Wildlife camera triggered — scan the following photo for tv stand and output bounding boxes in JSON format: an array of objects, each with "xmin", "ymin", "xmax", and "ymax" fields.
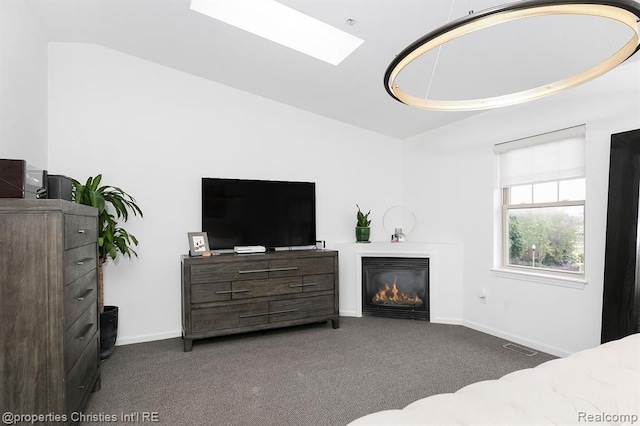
[{"xmin": 180, "ymin": 249, "xmax": 339, "ymax": 351}]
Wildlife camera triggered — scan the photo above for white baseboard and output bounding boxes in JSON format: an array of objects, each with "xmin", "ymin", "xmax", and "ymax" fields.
[
  {"xmin": 462, "ymin": 320, "xmax": 570, "ymax": 357},
  {"xmin": 432, "ymin": 316, "xmax": 463, "ymax": 325},
  {"xmin": 339, "ymin": 310, "xmax": 360, "ymax": 317},
  {"xmin": 115, "ymin": 330, "xmax": 182, "ymax": 346}
]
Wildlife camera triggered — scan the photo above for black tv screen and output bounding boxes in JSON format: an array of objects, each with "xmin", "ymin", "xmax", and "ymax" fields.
[{"xmin": 202, "ymin": 178, "xmax": 316, "ymax": 250}]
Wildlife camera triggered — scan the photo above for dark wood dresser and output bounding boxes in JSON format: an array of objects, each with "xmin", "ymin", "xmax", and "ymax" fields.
[
  {"xmin": 181, "ymin": 249, "xmax": 339, "ymax": 351},
  {"xmin": 0, "ymin": 200, "xmax": 100, "ymax": 422}
]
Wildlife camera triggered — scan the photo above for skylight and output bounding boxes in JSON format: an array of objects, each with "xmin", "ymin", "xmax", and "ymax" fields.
[{"xmin": 189, "ymin": 0, "xmax": 364, "ymax": 65}]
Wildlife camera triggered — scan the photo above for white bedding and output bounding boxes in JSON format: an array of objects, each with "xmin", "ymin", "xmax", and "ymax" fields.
[{"xmin": 348, "ymin": 333, "xmax": 640, "ymax": 426}]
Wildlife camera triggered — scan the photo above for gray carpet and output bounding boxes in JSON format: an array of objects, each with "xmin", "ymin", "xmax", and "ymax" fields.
[{"xmin": 82, "ymin": 317, "xmax": 556, "ymax": 425}]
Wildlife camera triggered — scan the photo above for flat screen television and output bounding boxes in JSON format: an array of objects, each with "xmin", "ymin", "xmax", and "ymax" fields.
[{"xmin": 202, "ymin": 177, "xmax": 316, "ymax": 250}]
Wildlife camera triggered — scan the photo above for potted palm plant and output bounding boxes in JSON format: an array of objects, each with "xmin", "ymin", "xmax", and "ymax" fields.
[
  {"xmin": 356, "ymin": 204, "xmax": 371, "ymax": 243},
  {"xmin": 72, "ymin": 174, "xmax": 143, "ymax": 360}
]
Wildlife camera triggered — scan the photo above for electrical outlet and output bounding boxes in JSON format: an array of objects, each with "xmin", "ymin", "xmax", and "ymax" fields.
[{"xmin": 478, "ymin": 288, "xmax": 487, "ymax": 304}]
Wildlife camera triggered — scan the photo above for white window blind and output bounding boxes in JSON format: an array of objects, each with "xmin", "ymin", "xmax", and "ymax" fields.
[{"xmin": 495, "ymin": 125, "xmax": 586, "ymax": 188}]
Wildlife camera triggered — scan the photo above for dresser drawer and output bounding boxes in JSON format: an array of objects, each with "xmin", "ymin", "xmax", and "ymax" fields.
[
  {"xmin": 65, "ymin": 214, "xmax": 98, "ymax": 249},
  {"xmin": 192, "ymin": 302, "xmax": 269, "ymax": 332},
  {"xmin": 66, "ymin": 334, "xmax": 98, "ymax": 417},
  {"xmin": 269, "ymin": 294, "xmax": 335, "ymax": 322},
  {"xmin": 64, "ymin": 244, "xmax": 97, "ymax": 284},
  {"xmin": 302, "ymin": 274, "xmax": 335, "ymax": 292},
  {"xmin": 231, "ymin": 276, "xmax": 302, "ymax": 299},
  {"xmin": 269, "ymin": 257, "xmax": 334, "ymax": 278},
  {"xmin": 191, "ymin": 260, "xmax": 268, "ymax": 283},
  {"xmin": 191, "ymin": 282, "xmax": 232, "ymax": 304},
  {"xmin": 65, "ymin": 269, "xmax": 97, "ymax": 327},
  {"xmin": 65, "ymin": 304, "xmax": 98, "ymax": 372}
]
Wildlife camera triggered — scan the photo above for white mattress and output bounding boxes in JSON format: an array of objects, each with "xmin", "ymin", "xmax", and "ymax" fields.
[{"xmin": 348, "ymin": 333, "xmax": 640, "ymax": 425}]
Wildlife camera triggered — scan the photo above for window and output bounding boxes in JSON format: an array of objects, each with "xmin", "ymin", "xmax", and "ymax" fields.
[{"xmin": 496, "ymin": 125, "xmax": 586, "ymax": 276}]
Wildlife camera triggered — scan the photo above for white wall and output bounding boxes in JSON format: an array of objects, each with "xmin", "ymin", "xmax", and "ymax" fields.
[
  {"xmin": 44, "ymin": 40, "xmax": 640, "ymax": 354},
  {"xmin": 402, "ymin": 60, "xmax": 640, "ymax": 356},
  {"xmin": 0, "ymin": 1, "xmax": 48, "ymax": 168},
  {"xmin": 48, "ymin": 43, "xmax": 402, "ymax": 345}
]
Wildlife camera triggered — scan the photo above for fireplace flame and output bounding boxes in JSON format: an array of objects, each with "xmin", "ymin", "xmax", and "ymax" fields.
[{"xmin": 373, "ymin": 276, "xmax": 423, "ymax": 306}]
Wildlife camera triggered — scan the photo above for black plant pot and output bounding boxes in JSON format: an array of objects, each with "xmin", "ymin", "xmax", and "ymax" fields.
[{"xmin": 100, "ymin": 305, "xmax": 119, "ymax": 360}]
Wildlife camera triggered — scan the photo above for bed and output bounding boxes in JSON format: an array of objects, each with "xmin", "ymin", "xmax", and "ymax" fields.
[{"xmin": 348, "ymin": 333, "xmax": 640, "ymax": 425}]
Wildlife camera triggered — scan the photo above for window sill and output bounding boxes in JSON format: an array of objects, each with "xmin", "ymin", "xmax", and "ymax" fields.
[{"xmin": 490, "ymin": 268, "xmax": 587, "ymax": 289}]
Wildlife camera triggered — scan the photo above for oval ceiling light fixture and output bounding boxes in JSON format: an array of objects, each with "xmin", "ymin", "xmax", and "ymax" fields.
[{"xmin": 384, "ymin": 0, "xmax": 640, "ymax": 111}]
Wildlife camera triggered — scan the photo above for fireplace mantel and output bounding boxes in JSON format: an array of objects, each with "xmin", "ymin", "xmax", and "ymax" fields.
[{"xmin": 332, "ymin": 242, "xmax": 463, "ymax": 325}]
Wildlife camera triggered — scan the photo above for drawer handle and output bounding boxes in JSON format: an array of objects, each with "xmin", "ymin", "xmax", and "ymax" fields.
[
  {"xmin": 268, "ymin": 267, "xmax": 299, "ymax": 272},
  {"xmin": 238, "ymin": 266, "xmax": 299, "ymax": 274},
  {"xmin": 79, "ymin": 385, "xmax": 86, "ymax": 390},
  {"xmin": 238, "ymin": 268, "xmax": 269, "ymax": 274},
  {"xmin": 76, "ymin": 257, "xmax": 93, "ymax": 266},
  {"xmin": 239, "ymin": 312, "xmax": 270, "ymax": 318},
  {"xmin": 76, "ymin": 288, "xmax": 94, "ymax": 301},
  {"xmin": 76, "ymin": 324, "xmax": 94, "ymax": 341},
  {"xmin": 78, "ymin": 229, "xmax": 86, "ymax": 234},
  {"xmin": 289, "ymin": 283, "xmax": 318, "ymax": 288},
  {"xmin": 270, "ymin": 308, "xmax": 299, "ymax": 315},
  {"xmin": 214, "ymin": 290, "xmax": 249, "ymax": 294}
]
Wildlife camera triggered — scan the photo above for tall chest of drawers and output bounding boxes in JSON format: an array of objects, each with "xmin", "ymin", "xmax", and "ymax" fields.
[
  {"xmin": 181, "ymin": 249, "xmax": 339, "ymax": 351},
  {"xmin": 0, "ymin": 200, "xmax": 100, "ymax": 422}
]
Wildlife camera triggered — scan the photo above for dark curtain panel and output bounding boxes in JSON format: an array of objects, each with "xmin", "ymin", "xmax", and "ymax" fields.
[{"xmin": 602, "ymin": 128, "xmax": 640, "ymax": 343}]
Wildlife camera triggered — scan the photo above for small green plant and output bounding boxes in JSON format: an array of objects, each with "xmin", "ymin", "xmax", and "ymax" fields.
[{"xmin": 356, "ymin": 204, "xmax": 371, "ymax": 227}]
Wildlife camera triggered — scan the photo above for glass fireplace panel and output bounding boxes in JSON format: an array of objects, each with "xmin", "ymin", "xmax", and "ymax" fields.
[{"xmin": 362, "ymin": 257, "xmax": 429, "ymax": 320}]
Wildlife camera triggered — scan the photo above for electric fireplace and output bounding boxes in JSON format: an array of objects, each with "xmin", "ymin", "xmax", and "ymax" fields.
[{"xmin": 362, "ymin": 257, "xmax": 429, "ymax": 320}]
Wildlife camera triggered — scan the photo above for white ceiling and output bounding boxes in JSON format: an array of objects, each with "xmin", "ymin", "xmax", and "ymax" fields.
[{"xmin": 25, "ymin": 0, "xmax": 640, "ymax": 140}]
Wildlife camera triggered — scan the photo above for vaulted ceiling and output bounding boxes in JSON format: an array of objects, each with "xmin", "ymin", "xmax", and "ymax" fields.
[{"xmin": 25, "ymin": 0, "xmax": 639, "ymax": 139}]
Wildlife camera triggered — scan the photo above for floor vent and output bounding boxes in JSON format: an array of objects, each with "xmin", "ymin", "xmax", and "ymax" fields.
[{"xmin": 503, "ymin": 343, "xmax": 538, "ymax": 357}]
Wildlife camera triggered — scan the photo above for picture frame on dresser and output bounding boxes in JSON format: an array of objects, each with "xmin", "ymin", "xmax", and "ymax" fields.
[{"xmin": 188, "ymin": 232, "xmax": 209, "ymax": 256}]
